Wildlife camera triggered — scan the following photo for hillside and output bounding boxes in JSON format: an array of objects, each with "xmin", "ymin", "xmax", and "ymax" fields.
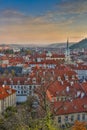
[
  {"xmin": 0, "ymin": 44, "xmax": 41, "ymax": 49},
  {"xmin": 70, "ymin": 38, "xmax": 87, "ymax": 49},
  {"xmin": 47, "ymin": 42, "xmax": 74, "ymax": 48},
  {"xmin": 47, "ymin": 43, "xmax": 66, "ymax": 48}
]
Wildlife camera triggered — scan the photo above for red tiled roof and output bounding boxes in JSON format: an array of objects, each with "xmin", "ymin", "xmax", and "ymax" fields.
[
  {"xmin": 0, "ymin": 85, "xmax": 16, "ymax": 99},
  {"xmin": 53, "ymin": 97, "xmax": 87, "ymax": 115}
]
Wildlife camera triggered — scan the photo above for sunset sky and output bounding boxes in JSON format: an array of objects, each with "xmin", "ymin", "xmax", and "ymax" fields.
[{"xmin": 0, "ymin": 0, "xmax": 87, "ymax": 45}]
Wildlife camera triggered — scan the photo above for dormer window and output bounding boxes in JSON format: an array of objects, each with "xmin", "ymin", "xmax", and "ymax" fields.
[
  {"xmin": 24, "ymin": 81, "xmax": 27, "ymax": 84},
  {"xmin": 58, "ymin": 76, "xmax": 61, "ymax": 81},
  {"xmin": 83, "ymin": 104, "xmax": 87, "ymax": 108},
  {"xmin": 17, "ymin": 80, "xmax": 20, "ymax": 85},
  {"xmin": 65, "ymin": 75, "xmax": 68, "ymax": 80},
  {"xmin": 74, "ymin": 106, "xmax": 77, "ymax": 109},
  {"xmin": 63, "ymin": 106, "xmax": 67, "ymax": 110},
  {"xmin": 72, "ymin": 75, "xmax": 75, "ymax": 79},
  {"xmin": 27, "ymin": 78, "xmax": 30, "ymax": 81},
  {"xmin": 11, "ymin": 80, "xmax": 13, "ymax": 85},
  {"xmin": 4, "ymin": 80, "xmax": 7, "ymax": 85}
]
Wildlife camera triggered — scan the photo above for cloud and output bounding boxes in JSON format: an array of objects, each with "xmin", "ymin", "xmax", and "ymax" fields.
[
  {"xmin": 0, "ymin": 4, "xmax": 87, "ymax": 44},
  {"xmin": 0, "ymin": 10, "xmax": 26, "ymax": 26},
  {"xmin": 56, "ymin": 0, "xmax": 87, "ymax": 15},
  {"xmin": 1, "ymin": 10, "xmax": 25, "ymax": 18}
]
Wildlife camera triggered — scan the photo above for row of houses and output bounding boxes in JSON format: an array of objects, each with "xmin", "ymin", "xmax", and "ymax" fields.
[
  {"xmin": 46, "ymin": 76, "xmax": 87, "ymax": 127},
  {"xmin": 0, "ymin": 48, "xmax": 87, "ymax": 128}
]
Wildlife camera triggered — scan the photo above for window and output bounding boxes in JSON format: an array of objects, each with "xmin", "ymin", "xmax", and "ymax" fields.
[
  {"xmin": 21, "ymin": 86, "xmax": 23, "ymax": 89},
  {"xmin": 21, "ymin": 91, "xmax": 23, "ymax": 94},
  {"xmin": 61, "ymin": 97, "xmax": 64, "ymax": 101},
  {"xmin": 64, "ymin": 97, "xmax": 67, "ymax": 101},
  {"xmin": 30, "ymin": 91, "xmax": 32, "ymax": 95},
  {"xmin": 24, "ymin": 86, "xmax": 26, "ymax": 89},
  {"xmin": 24, "ymin": 91, "xmax": 26, "ymax": 93},
  {"xmin": 29, "ymin": 86, "xmax": 32, "ymax": 90},
  {"xmin": 77, "ymin": 114, "xmax": 80, "ymax": 121},
  {"xmin": 11, "ymin": 85, "xmax": 13, "ymax": 88},
  {"xmin": 82, "ymin": 114, "xmax": 85, "ymax": 120},
  {"xmin": 33, "ymin": 86, "xmax": 36, "ymax": 89},
  {"xmin": 58, "ymin": 117, "xmax": 61, "ymax": 123},
  {"xmin": 18, "ymin": 86, "xmax": 20, "ymax": 89},
  {"xmin": 14, "ymin": 86, "xmax": 16, "ymax": 88},
  {"xmin": 18, "ymin": 91, "xmax": 20, "ymax": 94},
  {"xmin": 71, "ymin": 115, "xmax": 74, "ymax": 122},
  {"xmin": 57, "ymin": 97, "xmax": 59, "ymax": 101},
  {"xmin": 65, "ymin": 116, "xmax": 68, "ymax": 122}
]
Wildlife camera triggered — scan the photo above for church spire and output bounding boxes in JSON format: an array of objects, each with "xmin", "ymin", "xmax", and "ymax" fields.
[
  {"xmin": 67, "ymin": 38, "xmax": 69, "ymax": 52},
  {"xmin": 65, "ymin": 38, "xmax": 71, "ymax": 63}
]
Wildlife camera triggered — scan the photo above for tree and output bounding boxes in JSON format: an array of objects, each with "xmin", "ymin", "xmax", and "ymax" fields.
[
  {"xmin": 4, "ymin": 69, "xmax": 9, "ymax": 76},
  {"xmin": 72, "ymin": 121, "xmax": 87, "ymax": 130},
  {"xmin": 11, "ymin": 69, "xmax": 15, "ymax": 77}
]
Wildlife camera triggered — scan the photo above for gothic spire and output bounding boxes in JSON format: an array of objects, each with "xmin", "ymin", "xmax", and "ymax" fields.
[{"xmin": 67, "ymin": 38, "xmax": 69, "ymax": 50}]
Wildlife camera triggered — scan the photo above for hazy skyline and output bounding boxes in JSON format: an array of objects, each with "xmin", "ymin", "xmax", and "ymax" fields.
[{"xmin": 0, "ymin": 0, "xmax": 87, "ymax": 45}]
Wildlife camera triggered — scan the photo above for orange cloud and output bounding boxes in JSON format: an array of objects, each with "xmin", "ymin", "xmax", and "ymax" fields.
[{"xmin": 0, "ymin": 9, "xmax": 87, "ymax": 44}]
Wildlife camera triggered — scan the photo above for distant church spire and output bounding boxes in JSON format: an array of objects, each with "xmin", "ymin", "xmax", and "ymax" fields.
[
  {"xmin": 65, "ymin": 38, "xmax": 71, "ymax": 63},
  {"xmin": 67, "ymin": 38, "xmax": 69, "ymax": 53}
]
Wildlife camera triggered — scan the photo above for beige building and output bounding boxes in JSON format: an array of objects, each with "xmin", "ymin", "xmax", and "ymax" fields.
[
  {"xmin": 53, "ymin": 97, "xmax": 87, "ymax": 128},
  {"xmin": 0, "ymin": 85, "xmax": 16, "ymax": 114}
]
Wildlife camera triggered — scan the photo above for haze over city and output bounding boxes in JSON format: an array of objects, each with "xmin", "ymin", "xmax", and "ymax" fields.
[{"xmin": 0, "ymin": 0, "xmax": 87, "ymax": 45}]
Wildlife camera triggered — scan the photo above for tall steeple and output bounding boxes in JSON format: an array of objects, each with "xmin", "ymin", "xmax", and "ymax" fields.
[
  {"xmin": 65, "ymin": 38, "xmax": 71, "ymax": 63},
  {"xmin": 67, "ymin": 38, "xmax": 69, "ymax": 53},
  {"xmin": 66, "ymin": 38, "xmax": 69, "ymax": 56}
]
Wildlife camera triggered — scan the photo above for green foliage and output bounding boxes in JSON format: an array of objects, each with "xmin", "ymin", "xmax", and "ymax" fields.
[
  {"xmin": 16, "ymin": 125, "xmax": 30, "ymax": 130},
  {"xmin": 0, "ymin": 96, "xmax": 60, "ymax": 130},
  {"xmin": 11, "ymin": 69, "xmax": 16, "ymax": 76},
  {"xmin": 6, "ymin": 106, "xmax": 17, "ymax": 113},
  {"xmin": 4, "ymin": 111, "xmax": 13, "ymax": 118},
  {"xmin": 4, "ymin": 106, "xmax": 17, "ymax": 118},
  {"xmin": 0, "ymin": 118, "xmax": 4, "ymax": 124}
]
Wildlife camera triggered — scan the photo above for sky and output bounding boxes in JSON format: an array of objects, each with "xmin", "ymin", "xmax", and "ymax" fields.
[{"xmin": 0, "ymin": 0, "xmax": 87, "ymax": 45}]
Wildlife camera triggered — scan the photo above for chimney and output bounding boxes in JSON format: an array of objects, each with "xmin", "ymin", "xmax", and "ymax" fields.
[
  {"xmin": 43, "ymin": 71, "xmax": 45, "ymax": 76},
  {"xmin": 81, "ymin": 92, "xmax": 85, "ymax": 98},
  {"xmin": 72, "ymin": 75, "xmax": 75, "ymax": 80},
  {"xmin": 60, "ymin": 80, "xmax": 64, "ymax": 85},
  {"xmin": 58, "ymin": 76, "xmax": 61, "ymax": 81},
  {"xmin": 66, "ymin": 86, "xmax": 70, "ymax": 92},
  {"xmin": 70, "ymin": 81, "xmax": 74, "ymax": 86},
  {"xmin": 77, "ymin": 91, "xmax": 81, "ymax": 97},
  {"xmin": 74, "ymin": 106, "xmax": 77, "ymax": 109},
  {"xmin": 52, "ymin": 70, "xmax": 54, "ymax": 75}
]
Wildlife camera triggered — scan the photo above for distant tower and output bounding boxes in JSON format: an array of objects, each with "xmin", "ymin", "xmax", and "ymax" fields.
[{"xmin": 65, "ymin": 39, "xmax": 71, "ymax": 63}]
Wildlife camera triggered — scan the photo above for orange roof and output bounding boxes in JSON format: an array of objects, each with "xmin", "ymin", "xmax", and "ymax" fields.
[
  {"xmin": 53, "ymin": 97, "xmax": 87, "ymax": 115},
  {"xmin": 0, "ymin": 85, "xmax": 16, "ymax": 99}
]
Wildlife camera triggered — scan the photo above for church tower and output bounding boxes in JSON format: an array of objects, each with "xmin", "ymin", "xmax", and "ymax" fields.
[{"xmin": 65, "ymin": 39, "xmax": 71, "ymax": 63}]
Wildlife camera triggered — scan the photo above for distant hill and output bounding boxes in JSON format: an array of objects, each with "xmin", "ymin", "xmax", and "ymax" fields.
[
  {"xmin": 47, "ymin": 43, "xmax": 66, "ymax": 48},
  {"xmin": 47, "ymin": 42, "xmax": 74, "ymax": 48},
  {"xmin": 70, "ymin": 38, "xmax": 87, "ymax": 49},
  {"xmin": 0, "ymin": 44, "xmax": 40, "ymax": 49}
]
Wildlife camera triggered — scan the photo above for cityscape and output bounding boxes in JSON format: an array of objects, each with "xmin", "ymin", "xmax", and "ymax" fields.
[{"xmin": 0, "ymin": 0, "xmax": 87, "ymax": 130}]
